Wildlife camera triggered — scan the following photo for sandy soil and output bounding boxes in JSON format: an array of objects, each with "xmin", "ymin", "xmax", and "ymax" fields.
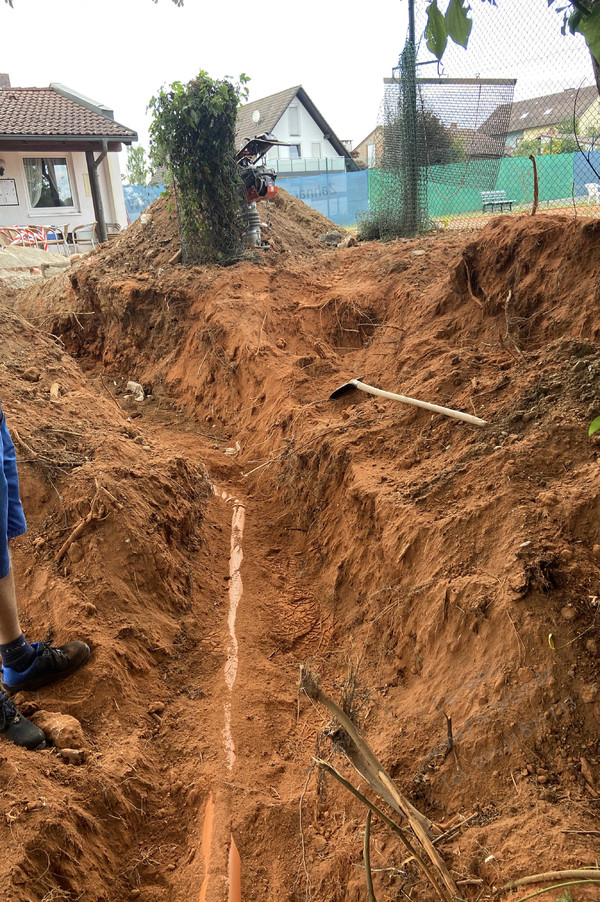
[{"xmin": 0, "ymin": 193, "xmax": 599, "ymax": 901}]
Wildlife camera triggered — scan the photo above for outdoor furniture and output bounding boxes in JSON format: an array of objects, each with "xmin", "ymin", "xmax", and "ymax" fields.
[
  {"xmin": 0, "ymin": 226, "xmax": 43, "ymax": 248},
  {"xmin": 481, "ymin": 190, "xmax": 515, "ymax": 212},
  {"xmin": 44, "ymin": 224, "xmax": 70, "ymax": 255},
  {"xmin": 106, "ymin": 222, "xmax": 122, "ymax": 240},
  {"xmin": 71, "ymin": 222, "xmax": 97, "ymax": 252},
  {"xmin": 585, "ymin": 183, "xmax": 600, "ymax": 204}
]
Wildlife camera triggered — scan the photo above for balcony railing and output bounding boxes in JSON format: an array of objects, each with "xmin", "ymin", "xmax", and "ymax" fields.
[{"xmin": 268, "ymin": 156, "xmax": 346, "ymax": 175}]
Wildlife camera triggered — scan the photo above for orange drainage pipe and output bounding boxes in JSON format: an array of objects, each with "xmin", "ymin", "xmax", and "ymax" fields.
[
  {"xmin": 228, "ymin": 836, "xmax": 242, "ymax": 902},
  {"xmin": 200, "ymin": 492, "xmax": 246, "ymax": 902},
  {"xmin": 198, "ymin": 794, "xmax": 214, "ymax": 902}
]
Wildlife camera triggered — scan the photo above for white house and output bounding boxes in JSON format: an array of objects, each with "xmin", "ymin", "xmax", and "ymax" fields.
[
  {"xmin": 0, "ymin": 74, "xmax": 137, "ymax": 242},
  {"xmin": 236, "ymin": 86, "xmax": 358, "ymax": 177}
]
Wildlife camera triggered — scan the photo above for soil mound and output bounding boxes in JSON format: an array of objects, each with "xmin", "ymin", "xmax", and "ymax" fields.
[{"xmin": 3, "ymin": 209, "xmax": 600, "ymax": 901}]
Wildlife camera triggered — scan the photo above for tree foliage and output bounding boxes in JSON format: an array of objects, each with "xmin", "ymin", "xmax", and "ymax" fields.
[
  {"xmin": 513, "ymin": 135, "xmax": 578, "ymax": 155},
  {"xmin": 149, "ymin": 71, "xmax": 249, "ymax": 264},
  {"xmin": 425, "ymin": 0, "xmax": 600, "ymax": 65},
  {"xmin": 123, "ymin": 146, "xmax": 150, "ymax": 185}
]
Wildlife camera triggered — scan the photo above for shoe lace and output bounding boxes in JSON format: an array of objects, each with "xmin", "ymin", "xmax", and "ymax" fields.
[
  {"xmin": 37, "ymin": 640, "xmax": 68, "ymax": 671},
  {"xmin": 0, "ymin": 695, "xmax": 20, "ymax": 730}
]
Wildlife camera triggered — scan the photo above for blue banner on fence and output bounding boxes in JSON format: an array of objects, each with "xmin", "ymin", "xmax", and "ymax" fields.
[
  {"xmin": 123, "ymin": 184, "xmax": 165, "ymax": 223},
  {"xmin": 277, "ymin": 170, "xmax": 369, "ymax": 227},
  {"xmin": 573, "ymin": 151, "xmax": 600, "ymax": 200}
]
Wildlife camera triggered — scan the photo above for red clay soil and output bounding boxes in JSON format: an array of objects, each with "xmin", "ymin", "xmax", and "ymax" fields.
[{"xmin": 2, "ymin": 198, "xmax": 600, "ymax": 902}]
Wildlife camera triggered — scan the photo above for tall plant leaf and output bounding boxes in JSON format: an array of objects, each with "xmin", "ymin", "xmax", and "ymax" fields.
[
  {"xmin": 425, "ymin": 2, "xmax": 448, "ymax": 59},
  {"xmin": 445, "ymin": 0, "xmax": 473, "ymax": 48}
]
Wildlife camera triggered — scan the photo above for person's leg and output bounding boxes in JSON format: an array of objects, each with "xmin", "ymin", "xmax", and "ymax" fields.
[
  {"xmin": 0, "ymin": 416, "xmax": 36, "ymax": 670},
  {"xmin": 0, "ymin": 568, "xmax": 22, "ymax": 644},
  {"xmin": 0, "ymin": 412, "xmax": 45, "ymax": 749},
  {"xmin": 0, "ymin": 413, "xmax": 90, "ymax": 694}
]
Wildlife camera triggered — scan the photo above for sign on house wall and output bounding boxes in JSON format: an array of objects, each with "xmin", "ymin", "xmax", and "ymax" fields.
[{"xmin": 0, "ymin": 179, "xmax": 18, "ymax": 206}]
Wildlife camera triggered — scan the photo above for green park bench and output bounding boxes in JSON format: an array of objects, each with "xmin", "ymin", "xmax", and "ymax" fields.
[{"xmin": 481, "ymin": 190, "xmax": 515, "ymax": 213}]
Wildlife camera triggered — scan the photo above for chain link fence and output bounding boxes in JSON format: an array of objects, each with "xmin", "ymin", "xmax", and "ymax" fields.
[{"xmin": 362, "ymin": 0, "xmax": 600, "ymax": 235}]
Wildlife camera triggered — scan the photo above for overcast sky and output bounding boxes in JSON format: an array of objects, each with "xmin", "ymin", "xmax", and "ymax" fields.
[{"xmin": 2, "ymin": 0, "xmax": 595, "ymax": 157}]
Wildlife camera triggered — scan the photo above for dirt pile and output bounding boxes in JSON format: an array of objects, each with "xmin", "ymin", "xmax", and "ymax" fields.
[{"xmin": 2, "ymin": 209, "xmax": 600, "ymax": 901}]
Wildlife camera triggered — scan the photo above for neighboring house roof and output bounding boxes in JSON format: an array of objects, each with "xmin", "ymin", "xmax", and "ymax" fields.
[
  {"xmin": 236, "ymin": 85, "xmax": 359, "ymax": 170},
  {"xmin": 0, "ymin": 82, "xmax": 137, "ymax": 144},
  {"xmin": 481, "ymin": 85, "xmax": 598, "ymax": 137},
  {"xmin": 354, "ymin": 126, "xmax": 381, "ymax": 150}
]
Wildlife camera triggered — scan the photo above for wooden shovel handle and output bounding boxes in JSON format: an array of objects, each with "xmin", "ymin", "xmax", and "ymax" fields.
[{"xmin": 354, "ymin": 381, "xmax": 487, "ymax": 427}]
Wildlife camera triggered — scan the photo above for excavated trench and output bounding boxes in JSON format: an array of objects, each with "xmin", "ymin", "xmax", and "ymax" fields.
[{"xmin": 2, "ymin": 203, "xmax": 600, "ymax": 901}]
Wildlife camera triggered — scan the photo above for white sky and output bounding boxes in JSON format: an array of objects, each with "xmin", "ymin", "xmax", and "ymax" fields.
[{"xmin": 1, "ymin": 0, "xmax": 596, "ymax": 160}]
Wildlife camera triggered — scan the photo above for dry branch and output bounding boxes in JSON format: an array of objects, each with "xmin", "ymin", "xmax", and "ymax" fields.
[
  {"xmin": 301, "ymin": 668, "xmax": 459, "ymax": 902},
  {"xmin": 498, "ymin": 869, "xmax": 600, "ymax": 893},
  {"xmin": 315, "ymin": 759, "xmax": 450, "ymax": 902},
  {"xmin": 54, "ymin": 480, "xmax": 114, "ymax": 563},
  {"xmin": 364, "ymin": 809, "xmax": 377, "ymax": 902}
]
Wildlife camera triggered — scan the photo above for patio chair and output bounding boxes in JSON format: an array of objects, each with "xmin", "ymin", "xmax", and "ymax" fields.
[
  {"xmin": 44, "ymin": 224, "xmax": 70, "ymax": 255},
  {"xmin": 25, "ymin": 226, "xmax": 48, "ymax": 250},
  {"xmin": 106, "ymin": 222, "xmax": 122, "ymax": 241},
  {"xmin": 585, "ymin": 183, "xmax": 600, "ymax": 204},
  {"xmin": 0, "ymin": 227, "xmax": 34, "ymax": 247},
  {"xmin": 71, "ymin": 222, "xmax": 97, "ymax": 252}
]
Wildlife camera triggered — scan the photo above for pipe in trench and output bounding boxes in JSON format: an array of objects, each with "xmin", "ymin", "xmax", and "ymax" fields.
[{"xmin": 199, "ymin": 492, "xmax": 245, "ymax": 902}]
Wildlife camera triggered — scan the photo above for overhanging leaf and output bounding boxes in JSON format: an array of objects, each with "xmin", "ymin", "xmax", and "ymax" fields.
[
  {"xmin": 425, "ymin": 3, "xmax": 448, "ymax": 60},
  {"xmin": 445, "ymin": 0, "xmax": 473, "ymax": 49},
  {"xmin": 589, "ymin": 416, "xmax": 600, "ymax": 437},
  {"xmin": 572, "ymin": 3, "xmax": 600, "ymax": 64}
]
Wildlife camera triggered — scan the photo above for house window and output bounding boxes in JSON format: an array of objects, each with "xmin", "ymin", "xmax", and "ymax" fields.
[
  {"xmin": 23, "ymin": 157, "xmax": 74, "ymax": 209},
  {"xmin": 289, "ymin": 144, "xmax": 301, "ymax": 159},
  {"xmin": 288, "ymin": 105, "xmax": 300, "ymax": 136},
  {"xmin": 311, "ymin": 142, "xmax": 322, "ymax": 157}
]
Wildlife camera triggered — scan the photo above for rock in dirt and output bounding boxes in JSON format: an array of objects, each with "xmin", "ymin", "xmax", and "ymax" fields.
[
  {"xmin": 59, "ymin": 748, "xmax": 88, "ymax": 765},
  {"xmin": 318, "ymin": 230, "xmax": 343, "ymax": 246},
  {"xmin": 32, "ymin": 711, "xmax": 85, "ymax": 749},
  {"xmin": 579, "ymin": 684, "xmax": 598, "ymax": 703},
  {"xmin": 125, "ymin": 381, "xmax": 145, "ymax": 402}
]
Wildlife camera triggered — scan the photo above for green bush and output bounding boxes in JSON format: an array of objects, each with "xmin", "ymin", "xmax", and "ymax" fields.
[{"xmin": 149, "ymin": 71, "xmax": 249, "ymax": 264}]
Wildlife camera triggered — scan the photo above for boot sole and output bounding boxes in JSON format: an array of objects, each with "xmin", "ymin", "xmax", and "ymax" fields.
[{"xmin": 2, "ymin": 645, "xmax": 91, "ymax": 694}]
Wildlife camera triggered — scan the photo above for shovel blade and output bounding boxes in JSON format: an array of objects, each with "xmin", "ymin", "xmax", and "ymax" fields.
[{"xmin": 329, "ymin": 378, "xmax": 362, "ymax": 400}]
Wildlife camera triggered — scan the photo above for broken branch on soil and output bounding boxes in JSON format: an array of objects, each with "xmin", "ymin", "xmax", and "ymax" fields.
[
  {"xmin": 463, "ymin": 259, "xmax": 483, "ymax": 308},
  {"xmin": 12, "ymin": 427, "xmax": 82, "ymax": 471},
  {"xmin": 100, "ymin": 374, "xmax": 125, "ymax": 414},
  {"xmin": 315, "ymin": 758, "xmax": 451, "ymax": 902},
  {"xmin": 497, "ymin": 869, "xmax": 600, "ymax": 894},
  {"xmin": 54, "ymin": 479, "xmax": 115, "ymax": 563},
  {"xmin": 364, "ymin": 809, "xmax": 377, "ymax": 902},
  {"xmin": 529, "ymin": 155, "xmax": 539, "ymax": 215},
  {"xmin": 301, "ymin": 668, "xmax": 459, "ymax": 902}
]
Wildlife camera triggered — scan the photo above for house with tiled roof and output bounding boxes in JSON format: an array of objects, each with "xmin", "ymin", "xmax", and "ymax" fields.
[
  {"xmin": 0, "ymin": 74, "xmax": 137, "ymax": 241},
  {"xmin": 237, "ymin": 86, "xmax": 358, "ymax": 176},
  {"xmin": 479, "ymin": 85, "xmax": 599, "ymax": 150}
]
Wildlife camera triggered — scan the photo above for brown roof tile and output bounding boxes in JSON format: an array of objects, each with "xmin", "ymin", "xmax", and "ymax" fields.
[{"xmin": 0, "ymin": 86, "xmax": 137, "ymax": 140}]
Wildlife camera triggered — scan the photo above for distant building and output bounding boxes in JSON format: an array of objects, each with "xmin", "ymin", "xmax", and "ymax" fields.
[
  {"xmin": 236, "ymin": 86, "xmax": 359, "ymax": 177},
  {"xmin": 0, "ymin": 74, "xmax": 136, "ymax": 238},
  {"xmin": 480, "ymin": 85, "xmax": 600, "ymax": 150},
  {"xmin": 352, "ymin": 127, "xmax": 382, "ymax": 169}
]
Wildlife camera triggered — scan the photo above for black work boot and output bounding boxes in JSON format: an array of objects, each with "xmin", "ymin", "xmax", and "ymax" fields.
[
  {"xmin": 2, "ymin": 640, "xmax": 90, "ymax": 693},
  {"xmin": 0, "ymin": 694, "xmax": 46, "ymax": 750}
]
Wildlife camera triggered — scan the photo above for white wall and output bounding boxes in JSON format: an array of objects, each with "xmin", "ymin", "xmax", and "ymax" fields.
[
  {"xmin": 0, "ymin": 148, "xmax": 127, "ymax": 232},
  {"xmin": 267, "ymin": 99, "xmax": 342, "ymax": 161}
]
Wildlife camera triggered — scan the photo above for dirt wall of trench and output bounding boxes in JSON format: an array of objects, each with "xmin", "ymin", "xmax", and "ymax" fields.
[{"xmin": 4, "ymin": 203, "xmax": 600, "ymax": 901}]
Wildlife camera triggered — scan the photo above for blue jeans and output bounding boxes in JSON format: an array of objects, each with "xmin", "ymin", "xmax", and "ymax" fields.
[{"xmin": 0, "ymin": 409, "xmax": 27, "ymax": 579}]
